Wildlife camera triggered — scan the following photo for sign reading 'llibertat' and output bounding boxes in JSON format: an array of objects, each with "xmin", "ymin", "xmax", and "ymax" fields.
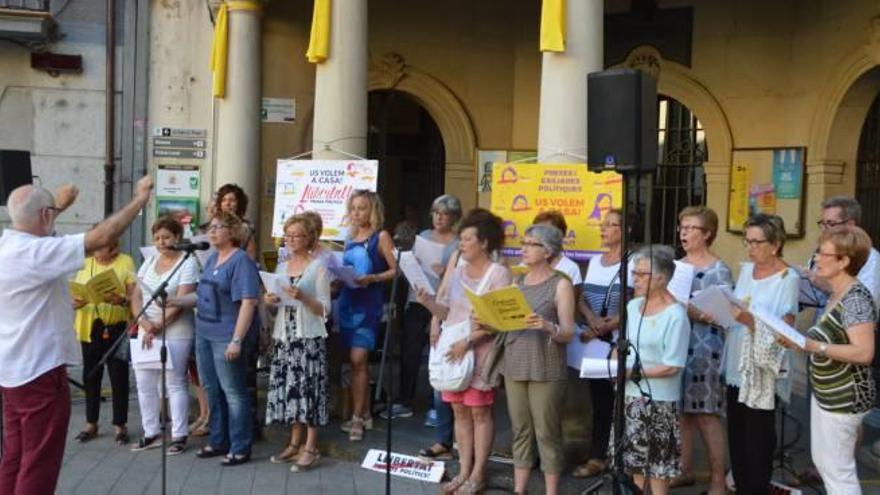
[{"xmin": 360, "ymin": 449, "xmax": 445, "ymax": 483}]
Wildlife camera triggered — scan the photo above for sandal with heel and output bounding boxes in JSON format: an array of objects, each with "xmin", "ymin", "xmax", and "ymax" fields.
[
  {"xmin": 270, "ymin": 443, "xmax": 301, "ymax": 464},
  {"xmin": 440, "ymin": 474, "xmax": 467, "ymax": 494},
  {"xmin": 290, "ymin": 448, "xmax": 321, "ymax": 473}
]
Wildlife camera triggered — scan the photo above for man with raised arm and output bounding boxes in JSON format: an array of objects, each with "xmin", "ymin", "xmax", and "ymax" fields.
[{"xmin": 0, "ymin": 176, "xmax": 153, "ymax": 495}]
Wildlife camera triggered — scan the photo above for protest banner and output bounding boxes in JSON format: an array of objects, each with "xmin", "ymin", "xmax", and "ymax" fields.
[
  {"xmin": 490, "ymin": 163, "xmax": 622, "ymax": 260},
  {"xmin": 271, "ymin": 160, "xmax": 379, "ymax": 240}
]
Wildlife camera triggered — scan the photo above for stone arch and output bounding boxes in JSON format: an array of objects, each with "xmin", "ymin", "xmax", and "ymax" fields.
[
  {"xmin": 368, "ymin": 53, "xmax": 477, "ymax": 211},
  {"xmin": 616, "ymin": 45, "xmax": 734, "ymax": 166},
  {"xmin": 807, "ymin": 44, "xmax": 880, "ymax": 193},
  {"xmin": 614, "ymin": 46, "xmax": 738, "ymax": 259}
]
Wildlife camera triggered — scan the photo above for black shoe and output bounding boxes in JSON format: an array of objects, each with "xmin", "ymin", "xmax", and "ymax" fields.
[
  {"xmin": 130, "ymin": 435, "xmax": 162, "ymax": 452},
  {"xmin": 196, "ymin": 445, "xmax": 228, "ymax": 458},
  {"xmin": 221, "ymin": 453, "xmax": 251, "ymax": 466},
  {"xmin": 167, "ymin": 438, "xmax": 187, "ymax": 456}
]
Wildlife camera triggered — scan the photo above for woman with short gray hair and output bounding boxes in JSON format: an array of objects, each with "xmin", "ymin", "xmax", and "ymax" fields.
[
  {"xmin": 724, "ymin": 213, "xmax": 799, "ymax": 494},
  {"xmin": 612, "ymin": 244, "xmax": 690, "ymax": 495},
  {"xmin": 497, "ymin": 223, "xmax": 575, "ymax": 495},
  {"xmin": 389, "ymin": 194, "xmax": 461, "ymax": 461}
]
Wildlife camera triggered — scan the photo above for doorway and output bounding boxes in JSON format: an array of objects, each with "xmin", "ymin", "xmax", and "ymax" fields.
[{"xmin": 367, "ymin": 90, "xmax": 446, "ymax": 233}]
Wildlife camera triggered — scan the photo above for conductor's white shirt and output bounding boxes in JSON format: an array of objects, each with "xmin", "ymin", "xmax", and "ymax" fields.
[{"xmin": 0, "ymin": 229, "xmax": 84, "ymax": 387}]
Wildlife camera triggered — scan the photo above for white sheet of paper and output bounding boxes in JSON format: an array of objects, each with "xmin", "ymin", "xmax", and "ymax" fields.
[
  {"xmin": 413, "ymin": 236, "xmax": 445, "ymax": 275},
  {"xmin": 259, "ymin": 271, "xmax": 296, "ymax": 304},
  {"xmin": 140, "ymin": 246, "xmax": 158, "ymax": 261},
  {"xmin": 328, "ymin": 265, "xmax": 361, "ymax": 289},
  {"xmin": 399, "ymin": 251, "xmax": 435, "ymax": 295},
  {"xmin": 689, "ymin": 285, "xmax": 738, "ymax": 329},
  {"xmin": 751, "ymin": 305, "xmax": 806, "ymax": 349},
  {"xmin": 579, "ymin": 357, "xmax": 620, "ymax": 379},
  {"xmin": 130, "ymin": 333, "xmax": 170, "ymax": 370},
  {"xmin": 667, "ymin": 260, "xmax": 695, "ymax": 304},
  {"xmin": 566, "ymin": 331, "xmax": 612, "ymax": 369}
]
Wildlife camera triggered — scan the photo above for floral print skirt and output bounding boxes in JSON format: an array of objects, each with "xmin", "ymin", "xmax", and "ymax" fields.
[
  {"xmin": 265, "ymin": 336, "xmax": 329, "ymax": 427},
  {"xmin": 608, "ymin": 396, "xmax": 682, "ymax": 480}
]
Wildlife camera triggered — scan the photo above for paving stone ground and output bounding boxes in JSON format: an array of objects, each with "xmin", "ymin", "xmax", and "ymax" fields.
[{"xmin": 52, "ymin": 364, "xmax": 880, "ymax": 494}]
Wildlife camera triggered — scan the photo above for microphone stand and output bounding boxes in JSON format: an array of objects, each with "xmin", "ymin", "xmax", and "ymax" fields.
[
  {"xmin": 90, "ymin": 247, "xmax": 198, "ymax": 495},
  {"xmin": 375, "ymin": 243, "xmax": 405, "ymax": 495},
  {"xmin": 590, "ymin": 171, "xmax": 642, "ymax": 495}
]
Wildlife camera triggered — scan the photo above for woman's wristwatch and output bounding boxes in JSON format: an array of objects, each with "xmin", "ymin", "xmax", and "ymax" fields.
[
  {"xmin": 231, "ymin": 336, "xmax": 243, "ymax": 345},
  {"xmin": 816, "ymin": 342, "xmax": 828, "ymax": 358}
]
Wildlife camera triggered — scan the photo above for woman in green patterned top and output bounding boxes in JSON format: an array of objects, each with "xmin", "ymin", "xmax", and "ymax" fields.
[{"xmin": 780, "ymin": 226, "xmax": 876, "ymax": 494}]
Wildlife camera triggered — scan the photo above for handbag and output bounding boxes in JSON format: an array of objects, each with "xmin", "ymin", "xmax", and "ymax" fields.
[{"xmin": 428, "ymin": 264, "xmax": 496, "ymax": 392}]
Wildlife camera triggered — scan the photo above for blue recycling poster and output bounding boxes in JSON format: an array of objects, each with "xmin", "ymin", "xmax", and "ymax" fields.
[{"xmin": 772, "ymin": 148, "xmax": 803, "ymax": 199}]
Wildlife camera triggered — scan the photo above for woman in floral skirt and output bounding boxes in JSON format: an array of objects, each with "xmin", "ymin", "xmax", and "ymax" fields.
[{"xmin": 264, "ymin": 213, "xmax": 332, "ymax": 472}]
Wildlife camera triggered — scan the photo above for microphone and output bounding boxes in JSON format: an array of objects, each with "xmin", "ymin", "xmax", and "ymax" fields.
[{"xmin": 172, "ymin": 240, "xmax": 210, "ymax": 252}]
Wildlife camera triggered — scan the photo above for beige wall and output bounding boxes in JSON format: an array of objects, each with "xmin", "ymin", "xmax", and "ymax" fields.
[{"xmin": 254, "ymin": 0, "xmax": 880, "ymax": 268}]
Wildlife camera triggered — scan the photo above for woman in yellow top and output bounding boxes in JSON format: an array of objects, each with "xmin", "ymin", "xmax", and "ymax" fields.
[{"xmin": 71, "ymin": 237, "xmax": 136, "ymax": 445}]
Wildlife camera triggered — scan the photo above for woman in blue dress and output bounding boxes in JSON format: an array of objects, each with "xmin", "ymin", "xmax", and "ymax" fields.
[{"xmin": 337, "ymin": 190, "xmax": 398, "ymax": 441}]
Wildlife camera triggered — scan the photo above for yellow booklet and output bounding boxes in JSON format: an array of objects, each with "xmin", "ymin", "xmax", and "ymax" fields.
[
  {"xmin": 69, "ymin": 269, "xmax": 126, "ymax": 305},
  {"xmin": 509, "ymin": 265, "xmax": 530, "ymax": 277},
  {"xmin": 465, "ymin": 285, "xmax": 533, "ymax": 332}
]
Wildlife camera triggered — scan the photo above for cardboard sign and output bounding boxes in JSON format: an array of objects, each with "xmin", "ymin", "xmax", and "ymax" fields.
[
  {"xmin": 271, "ymin": 160, "xmax": 378, "ymax": 240},
  {"xmin": 360, "ymin": 449, "xmax": 445, "ymax": 483},
  {"xmin": 491, "ymin": 163, "xmax": 622, "ymax": 260}
]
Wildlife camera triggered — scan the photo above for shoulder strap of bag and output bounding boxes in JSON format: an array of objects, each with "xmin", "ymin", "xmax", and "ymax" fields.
[{"xmin": 474, "ymin": 263, "xmax": 497, "ymax": 295}]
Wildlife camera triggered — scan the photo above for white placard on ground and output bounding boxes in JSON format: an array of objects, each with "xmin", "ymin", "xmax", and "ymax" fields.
[{"xmin": 360, "ymin": 449, "xmax": 445, "ymax": 483}]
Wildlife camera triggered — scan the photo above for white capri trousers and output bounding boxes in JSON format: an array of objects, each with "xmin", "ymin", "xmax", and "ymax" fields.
[
  {"xmin": 811, "ymin": 397, "xmax": 868, "ymax": 495},
  {"xmin": 134, "ymin": 338, "xmax": 193, "ymax": 440}
]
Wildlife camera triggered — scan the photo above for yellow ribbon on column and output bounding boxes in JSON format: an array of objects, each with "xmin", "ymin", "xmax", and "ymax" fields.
[
  {"xmin": 306, "ymin": 0, "xmax": 331, "ymax": 63},
  {"xmin": 540, "ymin": 0, "xmax": 566, "ymax": 53},
  {"xmin": 210, "ymin": 1, "xmax": 263, "ymax": 99}
]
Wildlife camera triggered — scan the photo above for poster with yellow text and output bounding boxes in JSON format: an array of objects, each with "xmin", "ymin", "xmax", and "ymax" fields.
[{"xmin": 490, "ymin": 163, "xmax": 622, "ymax": 260}]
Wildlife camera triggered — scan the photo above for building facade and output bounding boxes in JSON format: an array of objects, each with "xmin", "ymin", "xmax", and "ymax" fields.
[{"xmin": 3, "ymin": 0, "xmax": 880, "ymax": 269}]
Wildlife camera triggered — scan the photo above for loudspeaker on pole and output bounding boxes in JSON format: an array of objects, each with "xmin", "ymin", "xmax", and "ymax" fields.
[{"xmin": 587, "ymin": 68, "xmax": 658, "ymax": 173}]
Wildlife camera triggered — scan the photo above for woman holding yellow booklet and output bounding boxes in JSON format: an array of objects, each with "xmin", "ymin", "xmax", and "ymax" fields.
[
  {"xmin": 499, "ymin": 224, "xmax": 575, "ymax": 495},
  {"xmin": 418, "ymin": 208, "xmax": 511, "ymax": 495},
  {"xmin": 71, "ymin": 236, "xmax": 136, "ymax": 445}
]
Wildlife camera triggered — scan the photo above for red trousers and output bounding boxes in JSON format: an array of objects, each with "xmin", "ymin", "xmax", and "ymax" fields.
[{"xmin": 0, "ymin": 365, "xmax": 71, "ymax": 495}]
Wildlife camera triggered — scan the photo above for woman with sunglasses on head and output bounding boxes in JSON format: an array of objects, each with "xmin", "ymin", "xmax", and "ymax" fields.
[
  {"xmin": 572, "ymin": 208, "xmax": 632, "ymax": 479},
  {"xmin": 724, "ymin": 213, "xmax": 799, "ymax": 494},
  {"xmin": 672, "ymin": 206, "xmax": 733, "ymax": 494},
  {"xmin": 778, "ymin": 226, "xmax": 876, "ymax": 494}
]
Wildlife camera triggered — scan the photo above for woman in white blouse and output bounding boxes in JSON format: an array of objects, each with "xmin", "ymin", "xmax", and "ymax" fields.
[
  {"xmin": 724, "ymin": 214, "xmax": 799, "ymax": 494},
  {"xmin": 129, "ymin": 217, "xmax": 200, "ymax": 454},
  {"xmin": 264, "ymin": 213, "xmax": 332, "ymax": 473}
]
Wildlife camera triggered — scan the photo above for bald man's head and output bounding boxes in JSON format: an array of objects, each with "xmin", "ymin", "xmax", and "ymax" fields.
[{"xmin": 8, "ymin": 185, "xmax": 54, "ymax": 231}]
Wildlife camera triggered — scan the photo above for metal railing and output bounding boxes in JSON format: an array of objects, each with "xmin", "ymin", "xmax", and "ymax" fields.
[{"xmin": 0, "ymin": 0, "xmax": 50, "ymax": 11}]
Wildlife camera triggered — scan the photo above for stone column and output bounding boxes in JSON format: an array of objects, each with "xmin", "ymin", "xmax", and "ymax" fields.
[
  {"xmin": 214, "ymin": 1, "xmax": 262, "ymax": 225},
  {"xmin": 537, "ymin": 0, "xmax": 603, "ymax": 163},
  {"xmin": 312, "ymin": 0, "xmax": 368, "ymax": 159},
  {"xmin": 536, "ymin": 0, "xmax": 604, "ymax": 460}
]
